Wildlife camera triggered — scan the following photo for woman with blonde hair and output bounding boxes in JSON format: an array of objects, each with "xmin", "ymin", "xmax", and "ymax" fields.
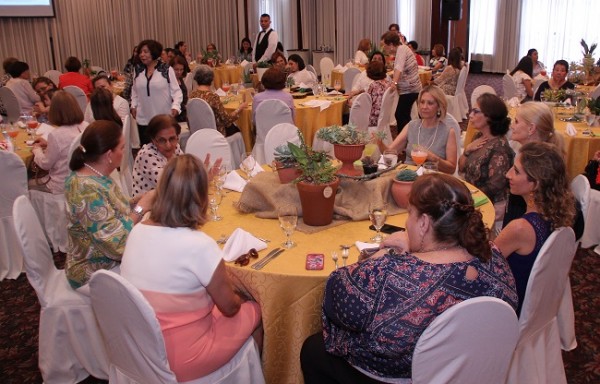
[{"xmin": 354, "ymin": 38, "xmax": 371, "ymax": 65}]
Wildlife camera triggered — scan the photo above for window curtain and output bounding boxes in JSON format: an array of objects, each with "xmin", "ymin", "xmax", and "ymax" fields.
[
  {"xmin": 468, "ymin": 0, "xmax": 498, "ymax": 71},
  {"xmin": 300, "ymin": 0, "xmax": 336, "ymax": 53},
  {"xmin": 256, "ymin": 0, "xmax": 298, "ymax": 55},
  {"xmin": 492, "ymin": 0, "xmax": 521, "ymax": 73},
  {"xmin": 397, "ymin": 0, "xmax": 432, "ymax": 47}
]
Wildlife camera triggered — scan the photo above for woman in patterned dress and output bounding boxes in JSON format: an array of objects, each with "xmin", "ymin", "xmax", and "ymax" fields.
[
  {"xmin": 300, "ymin": 173, "xmax": 517, "ymax": 383},
  {"xmin": 365, "ymin": 60, "xmax": 392, "ymax": 126}
]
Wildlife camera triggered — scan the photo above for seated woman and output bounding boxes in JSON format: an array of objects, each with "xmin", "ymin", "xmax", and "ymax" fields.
[
  {"xmin": 346, "ymin": 51, "xmax": 386, "ymax": 103},
  {"xmin": 239, "ymin": 37, "xmax": 253, "ymax": 62},
  {"xmin": 58, "ymin": 56, "xmax": 94, "ymax": 97},
  {"xmin": 495, "ymin": 142, "xmax": 575, "ymax": 315},
  {"xmin": 132, "ymin": 114, "xmax": 183, "ymax": 198},
  {"xmin": 175, "ymin": 40, "xmax": 193, "ymax": 63},
  {"xmin": 170, "ymin": 55, "xmax": 190, "ymax": 122},
  {"xmin": 286, "ymin": 54, "xmax": 317, "ymax": 87},
  {"xmin": 201, "ymin": 43, "xmax": 222, "ymax": 64},
  {"xmin": 301, "ymin": 173, "xmax": 517, "ymax": 382},
  {"xmin": 533, "ymin": 59, "xmax": 574, "ymax": 101},
  {"xmin": 510, "ymin": 56, "xmax": 534, "ymax": 102},
  {"xmin": 432, "ymin": 47, "xmax": 462, "ymax": 95},
  {"xmin": 65, "ymin": 120, "xmax": 154, "ymax": 290},
  {"xmin": 527, "ymin": 48, "xmax": 545, "ymax": 78},
  {"xmin": 459, "ymin": 93, "xmax": 514, "ymax": 224},
  {"xmin": 32, "ymin": 76, "xmax": 57, "ymax": 122},
  {"xmin": 121, "ymin": 154, "xmax": 262, "ymax": 382},
  {"xmin": 31, "ymin": 91, "xmax": 89, "ymax": 194},
  {"xmin": 407, "ymin": 40, "xmax": 425, "ymax": 66},
  {"xmin": 86, "ymin": 88, "xmax": 123, "ymax": 128},
  {"xmin": 189, "ymin": 65, "xmax": 249, "ymax": 137},
  {"xmin": 385, "ymin": 85, "xmax": 458, "ymax": 174},
  {"xmin": 429, "ymin": 44, "xmax": 447, "ymax": 74},
  {"xmin": 271, "ymin": 50, "xmax": 287, "ymax": 73},
  {"xmin": 5, "ymin": 61, "xmax": 40, "ymax": 114},
  {"xmin": 365, "ymin": 61, "xmax": 392, "ymax": 126},
  {"xmin": 354, "ymin": 38, "xmax": 371, "ymax": 66},
  {"xmin": 252, "ymin": 67, "xmax": 295, "ymax": 125},
  {"xmin": 85, "ymin": 74, "xmax": 130, "ymax": 123}
]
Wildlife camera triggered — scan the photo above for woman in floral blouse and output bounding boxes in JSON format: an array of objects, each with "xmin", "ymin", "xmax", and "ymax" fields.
[
  {"xmin": 365, "ymin": 60, "xmax": 392, "ymax": 126},
  {"xmin": 300, "ymin": 174, "xmax": 518, "ymax": 382}
]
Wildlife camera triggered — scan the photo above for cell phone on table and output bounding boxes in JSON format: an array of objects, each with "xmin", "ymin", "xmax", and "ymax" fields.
[
  {"xmin": 306, "ymin": 253, "xmax": 325, "ymax": 270},
  {"xmin": 369, "ymin": 224, "xmax": 405, "ymax": 234}
]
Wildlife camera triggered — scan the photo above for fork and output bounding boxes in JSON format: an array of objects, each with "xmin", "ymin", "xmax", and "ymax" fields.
[
  {"xmin": 340, "ymin": 245, "xmax": 350, "ymax": 267},
  {"xmin": 332, "ymin": 252, "xmax": 339, "ymax": 269},
  {"xmin": 216, "ymin": 234, "xmax": 229, "ymax": 244}
]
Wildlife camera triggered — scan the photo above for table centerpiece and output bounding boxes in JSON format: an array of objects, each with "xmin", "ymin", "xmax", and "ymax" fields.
[{"xmin": 316, "ymin": 124, "xmax": 373, "ymax": 176}]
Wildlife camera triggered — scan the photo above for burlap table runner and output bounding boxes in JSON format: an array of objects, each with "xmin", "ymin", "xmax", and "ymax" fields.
[{"xmin": 234, "ymin": 171, "xmax": 406, "ymax": 234}]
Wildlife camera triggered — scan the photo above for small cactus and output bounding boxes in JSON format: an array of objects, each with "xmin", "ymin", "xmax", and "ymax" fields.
[{"xmin": 395, "ymin": 169, "xmax": 418, "ymax": 182}]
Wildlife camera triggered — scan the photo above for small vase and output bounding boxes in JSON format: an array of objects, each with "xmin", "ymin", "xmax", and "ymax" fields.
[
  {"xmin": 297, "ymin": 178, "xmax": 340, "ymax": 226},
  {"xmin": 390, "ymin": 179, "xmax": 413, "ymax": 208},
  {"xmin": 334, "ymin": 144, "xmax": 365, "ymax": 176},
  {"xmin": 275, "ymin": 163, "xmax": 302, "ymax": 184}
]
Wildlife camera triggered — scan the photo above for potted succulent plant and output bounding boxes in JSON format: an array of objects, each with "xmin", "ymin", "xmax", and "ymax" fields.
[
  {"xmin": 391, "ymin": 169, "xmax": 418, "ymax": 208},
  {"xmin": 256, "ymin": 60, "xmax": 272, "ymax": 82},
  {"xmin": 273, "ymin": 144, "xmax": 301, "ymax": 184},
  {"xmin": 316, "ymin": 124, "xmax": 372, "ymax": 176},
  {"xmin": 288, "ymin": 130, "xmax": 339, "ymax": 226},
  {"xmin": 361, "ymin": 156, "xmax": 378, "ymax": 175}
]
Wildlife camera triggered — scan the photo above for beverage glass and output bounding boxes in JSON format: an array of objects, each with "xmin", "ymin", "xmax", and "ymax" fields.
[
  {"xmin": 214, "ymin": 165, "xmax": 228, "ymax": 191},
  {"xmin": 585, "ymin": 114, "xmax": 597, "ymax": 127},
  {"xmin": 26, "ymin": 116, "xmax": 39, "ymax": 138},
  {"xmin": 6, "ymin": 124, "xmax": 20, "ymax": 150},
  {"xmin": 222, "ymin": 81, "xmax": 231, "ymax": 94},
  {"xmin": 383, "ymin": 150, "xmax": 398, "ymax": 167},
  {"xmin": 209, "ymin": 191, "xmax": 223, "ymax": 221},
  {"xmin": 334, "ymin": 79, "xmax": 342, "ymax": 92},
  {"xmin": 423, "ymin": 161, "xmax": 438, "ymax": 174},
  {"xmin": 278, "ymin": 204, "xmax": 297, "ymax": 248},
  {"xmin": 240, "ymin": 152, "xmax": 256, "ymax": 179},
  {"xmin": 369, "ymin": 203, "xmax": 388, "ymax": 243},
  {"xmin": 411, "ymin": 145, "xmax": 428, "ymax": 167}
]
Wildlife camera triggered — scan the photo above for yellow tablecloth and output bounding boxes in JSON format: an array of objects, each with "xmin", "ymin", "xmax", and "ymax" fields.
[
  {"xmin": 223, "ymin": 94, "xmax": 347, "ymax": 151},
  {"xmin": 13, "ymin": 129, "xmax": 33, "ymax": 161},
  {"xmin": 202, "ymin": 171, "xmax": 495, "ymax": 384},
  {"xmin": 331, "ymin": 68, "xmax": 431, "ymax": 91},
  {"xmin": 213, "ymin": 65, "xmax": 243, "ymax": 90}
]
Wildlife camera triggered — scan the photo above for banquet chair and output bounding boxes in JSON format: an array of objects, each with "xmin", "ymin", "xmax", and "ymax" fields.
[
  {"xmin": 470, "ymin": 84, "xmax": 496, "ymax": 107},
  {"xmin": 179, "ymin": 98, "xmax": 216, "ymax": 150},
  {"xmin": 89, "ymin": 270, "xmax": 265, "ymax": 384},
  {"xmin": 0, "ymin": 86, "xmax": 21, "ymax": 123},
  {"xmin": 591, "ymin": 84, "xmax": 600, "ymax": 99},
  {"xmin": 253, "ymin": 99, "xmax": 294, "ymax": 164},
  {"xmin": 408, "ymin": 297, "xmax": 519, "ymax": 384},
  {"xmin": 186, "ymin": 129, "xmax": 233, "ymax": 170},
  {"xmin": 372, "ymin": 87, "xmax": 398, "ymax": 145},
  {"xmin": 348, "ymin": 92, "xmax": 372, "ymax": 131},
  {"xmin": 343, "ymin": 67, "xmax": 361, "ymax": 92},
  {"xmin": 502, "ymin": 74, "xmax": 517, "ymax": 100},
  {"xmin": 28, "ymin": 189, "xmax": 69, "ymax": 253},
  {"xmin": 319, "ymin": 57, "xmax": 334, "ymax": 85},
  {"xmin": 263, "ymin": 122, "xmax": 300, "ymax": 164},
  {"xmin": 571, "ymin": 175, "xmax": 590, "ymax": 240},
  {"xmin": 91, "ymin": 66, "xmax": 106, "ymax": 75},
  {"xmin": 0, "ymin": 150, "xmax": 27, "ymax": 280},
  {"xmin": 119, "ymin": 114, "xmax": 134, "ymax": 199},
  {"xmin": 184, "ymin": 72, "xmax": 194, "ymax": 95},
  {"xmin": 12, "ymin": 195, "xmax": 109, "ymax": 384},
  {"xmin": 63, "ymin": 85, "xmax": 88, "ymax": 113},
  {"xmin": 306, "ymin": 64, "xmax": 317, "ymax": 77},
  {"xmin": 445, "ymin": 64, "xmax": 469, "ymax": 122},
  {"xmin": 44, "ymin": 69, "xmax": 62, "ymax": 86},
  {"xmin": 507, "ymin": 227, "xmax": 577, "ymax": 384}
]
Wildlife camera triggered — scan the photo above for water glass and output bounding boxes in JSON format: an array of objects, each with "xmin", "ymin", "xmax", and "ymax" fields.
[
  {"xmin": 383, "ymin": 150, "xmax": 398, "ymax": 167},
  {"xmin": 423, "ymin": 161, "xmax": 438, "ymax": 174},
  {"xmin": 241, "ymin": 152, "xmax": 256, "ymax": 179},
  {"xmin": 278, "ymin": 204, "xmax": 297, "ymax": 248},
  {"xmin": 209, "ymin": 191, "xmax": 223, "ymax": 221},
  {"xmin": 369, "ymin": 203, "xmax": 388, "ymax": 243}
]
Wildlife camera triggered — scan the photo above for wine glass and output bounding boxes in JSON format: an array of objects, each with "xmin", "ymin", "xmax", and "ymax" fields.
[
  {"xmin": 278, "ymin": 204, "xmax": 297, "ymax": 248},
  {"xmin": 240, "ymin": 152, "xmax": 256, "ymax": 179},
  {"xmin": 410, "ymin": 145, "xmax": 428, "ymax": 169},
  {"xmin": 6, "ymin": 124, "xmax": 20, "ymax": 150},
  {"xmin": 222, "ymin": 81, "xmax": 231, "ymax": 95},
  {"xmin": 333, "ymin": 79, "xmax": 342, "ymax": 93},
  {"xmin": 214, "ymin": 165, "xmax": 228, "ymax": 191},
  {"xmin": 383, "ymin": 150, "xmax": 398, "ymax": 167},
  {"xmin": 209, "ymin": 191, "xmax": 223, "ymax": 221},
  {"xmin": 26, "ymin": 115, "xmax": 39, "ymax": 139},
  {"xmin": 369, "ymin": 203, "xmax": 388, "ymax": 243}
]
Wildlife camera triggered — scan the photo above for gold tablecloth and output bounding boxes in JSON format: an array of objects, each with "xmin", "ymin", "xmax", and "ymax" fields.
[
  {"xmin": 13, "ymin": 129, "xmax": 33, "ymax": 161},
  {"xmin": 202, "ymin": 170, "xmax": 495, "ymax": 384},
  {"xmin": 213, "ymin": 65, "xmax": 243, "ymax": 90},
  {"xmin": 223, "ymin": 94, "xmax": 346, "ymax": 151},
  {"xmin": 331, "ymin": 68, "xmax": 431, "ymax": 91}
]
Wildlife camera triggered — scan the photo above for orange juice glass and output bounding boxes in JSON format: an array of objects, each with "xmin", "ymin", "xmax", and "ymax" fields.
[{"xmin": 411, "ymin": 150, "xmax": 428, "ymax": 166}]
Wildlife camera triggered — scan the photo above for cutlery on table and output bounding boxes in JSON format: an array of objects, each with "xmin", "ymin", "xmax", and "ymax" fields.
[
  {"xmin": 340, "ymin": 245, "xmax": 350, "ymax": 267},
  {"xmin": 217, "ymin": 234, "xmax": 229, "ymax": 244},
  {"xmin": 251, "ymin": 248, "xmax": 284, "ymax": 270},
  {"xmin": 332, "ymin": 252, "xmax": 339, "ymax": 269}
]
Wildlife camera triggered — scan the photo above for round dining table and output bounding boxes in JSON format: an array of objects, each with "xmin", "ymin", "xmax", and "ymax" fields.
[
  {"xmin": 331, "ymin": 66, "xmax": 432, "ymax": 91},
  {"xmin": 202, "ymin": 168, "xmax": 495, "ymax": 384}
]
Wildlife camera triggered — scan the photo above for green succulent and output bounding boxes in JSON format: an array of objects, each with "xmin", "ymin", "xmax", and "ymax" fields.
[
  {"xmin": 395, "ymin": 169, "xmax": 418, "ymax": 182},
  {"xmin": 288, "ymin": 130, "xmax": 337, "ymax": 184},
  {"xmin": 257, "ymin": 60, "xmax": 272, "ymax": 68},
  {"xmin": 316, "ymin": 124, "xmax": 371, "ymax": 145},
  {"xmin": 273, "ymin": 144, "xmax": 297, "ymax": 168}
]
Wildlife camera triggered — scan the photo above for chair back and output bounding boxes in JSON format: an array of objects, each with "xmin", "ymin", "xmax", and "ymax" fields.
[
  {"xmin": 375, "ymin": 87, "xmax": 399, "ymax": 144},
  {"xmin": 571, "ymin": 174, "xmax": 590, "ymax": 225},
  {"xmin": 412, "ymin": 297, "xmax": 519, "ymax": 384},
  {"xmin": 0, "ymin": 86, "xmax": 21, "ymax": 123},
  {"xmin": 186, "ymin": 129, "xmax": 232, "ymax": 170},
  {"xmin": 348, "ymin": 92, "xmax": 372, "ymax": 131},
  {"xmin": 319, "ymin": 57, "xmax": 335, "ymax": 84},
  {"xmin": 68, "ymin": 132, "xmax": 83, "ymax": 160},
  {"xmin": 63, "ymin": 85, "xmax": 88, "ymax": 113},
  {"xmin": 43, "ymin": 70, "xmax": 62, "ymax": 86},
  {"xmin": 119, "ymin": 114, "xmax": 134, "ymax": 199},
  {"xmin": 187, "ymin": 98, "xmax": 217, "ymax": 134},
  {"xmin": 184, "ymin": 72, "xmax": 194, "ymax": 95},
  {"xmin": 470, "ymin": 85, "xmax": 496, "ymax": 107},
  {"xmin": 455, "ymin": 64, "xmax": 469, "ymax": 118},
  {"xmin": 306, "ymin": 64, "xmax": 317, "ymax": 76},
  {"xmin": 254, "ymin": 99, "xmax": 293, "ymax": 163},
  {"xmin": 591, "ymin": 84, "xmax": 600, "ymax": 99},
  {"xmin": 502, "ymin": 74, "xmax": 517, "ymax": 100},
  {"xmin": 89, "ymin": 270, "xmax": 178, "ymax": 383},
  {"xmin": 343, "ymin": 67, "xmax": 361, "ymax": 91},
  {"xmin": 264, "ymin": 123, "xmax": 300, "ymax": 164}
]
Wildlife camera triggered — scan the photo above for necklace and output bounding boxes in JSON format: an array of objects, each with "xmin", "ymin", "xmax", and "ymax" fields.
[
  {"xmin": 83, "ymin": 162, "xmax": 105, "ymax": 177},
  {"xmin": 417, "ymin": 120, "xmax": 440, "ymax": 150},
  {"xmin": 418, "ymin": 243, "xmax": 461, "ymax": 253}
]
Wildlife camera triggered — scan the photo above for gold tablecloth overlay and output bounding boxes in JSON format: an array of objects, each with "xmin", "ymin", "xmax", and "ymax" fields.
[
  {"xmin": 201, "ymin": 168, "xmax": 495, "ymax": 384},
  {"xmin": 212, "ymin": 65, "xmax": 244, "ymax": 90}
]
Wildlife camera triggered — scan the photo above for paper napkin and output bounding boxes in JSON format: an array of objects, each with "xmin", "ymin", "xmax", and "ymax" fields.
[
  {"xmin": 222, "ymin": 228, "xmax": 268, "ymax": 261},
  {"xmin": 240, "ymin": 60, "xmax": 249, "ymax": 67},
  {"xmin": 565, "ymin": 123, "xmax": 577, "ymax": 137},
  {"xmin": 215, "ymin": 88, "xmax": 227, "ymax": 97},
  {"xmin": 304, "ymin": 99, "xmax": 332, "ymax": 111},
  {"xmin": 507, "ymin": 97, "xmax": 521, "ymax": 108},
  {"xmin": 355, "ymin": 241, "xmax": 380, "ymax": 252},
  {"xmin": 250, "ymin": 162, "xmax": 264, "ymax": 177},
  {"xmin": 223, "ymin": 171, "xmax": 247, "ymax": 192},
  {"xmin": 326, "ymin": 90, "xmax": 343, "ymax": 96}
]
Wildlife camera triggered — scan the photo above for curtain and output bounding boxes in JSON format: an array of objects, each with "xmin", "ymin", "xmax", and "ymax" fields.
[
  {"xmin": 468, "ymin": 0, "xmax": 498, "ymax": 71},
  {"xmin": 492, "ymin": 0, "xmax": 521, "ymax": 73}
]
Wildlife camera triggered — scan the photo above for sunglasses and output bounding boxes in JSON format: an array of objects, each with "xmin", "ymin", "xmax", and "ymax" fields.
[{"xmin": 234, "ymin": 248, "xmax": 259, "ymax": 266}]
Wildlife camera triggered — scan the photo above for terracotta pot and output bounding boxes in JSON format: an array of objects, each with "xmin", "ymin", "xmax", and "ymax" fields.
[
  {"xmin": 296, "ymin": 178, "xmax": 340, "ymax": 226},
  {"xmin": 363, "ymin": 164, "xmax": 378, "ymax": 175},
  {"xmin": 276, "ymin": 164, "xmax": 302, "ymax": 184},
  {"xmin": 334, "ymin": 144, "xmax": 365, "ymax": 176},
  {"xmin": 390, "ymin": 179, "xmax": 413, "ymax": 208}
]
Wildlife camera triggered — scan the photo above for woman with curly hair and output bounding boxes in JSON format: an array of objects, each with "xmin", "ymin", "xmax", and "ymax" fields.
[{"xmin": 495, "ymin": 141, "xmax": 575, "ymax": 315}]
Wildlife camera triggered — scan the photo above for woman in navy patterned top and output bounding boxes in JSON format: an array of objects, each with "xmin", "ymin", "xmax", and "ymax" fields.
[
  {"xmin": 495, "ymin": 142, "xmax": 575, "ymax": 315},
  {"xmin": 301, "ymin": 174, "xmax": 518, "ymax": 383}
]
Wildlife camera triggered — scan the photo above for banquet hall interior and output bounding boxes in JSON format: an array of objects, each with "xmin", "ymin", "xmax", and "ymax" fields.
[{"xmin": 1, "ymin": 0, "xmax": 599, "ymax": 383}]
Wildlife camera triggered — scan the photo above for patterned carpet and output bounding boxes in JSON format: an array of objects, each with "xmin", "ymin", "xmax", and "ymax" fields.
[{"xmin": 1, "ymin": 245, "xmax": 598, "ymax": 383}]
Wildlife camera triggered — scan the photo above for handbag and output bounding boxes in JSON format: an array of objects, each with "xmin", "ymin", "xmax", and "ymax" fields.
[{"xmin": 25, "ymin": 156, "xmax": 50, "ymax": 185}]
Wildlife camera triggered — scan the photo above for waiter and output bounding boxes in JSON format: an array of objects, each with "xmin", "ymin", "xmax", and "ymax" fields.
[{"xmin": 254, "ymin": 14, "xmax": 279, "ymax": 63}]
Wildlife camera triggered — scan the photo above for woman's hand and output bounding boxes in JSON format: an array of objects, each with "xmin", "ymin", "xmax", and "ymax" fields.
[
  {"xmin": 203, "ymin": 154, "xmax": 223, "ymax": 181},
  {"xmin": 382, "ymin": 231, "xmax": 409, "ymax": 253},
  {"xmin": 33, "ymin": 137, "xmax": 47, "ymax": 149},
  {"xmin": 137, "ymin": 189, "xmax": 156, "ymax": 213},
  {"xmin": 130, "ymin": 107, "xmax": 137, "ymax": 119},
  {"xmin": 170, "ymin": 109, "xmax": 179, "ymax": 117},
  {"xmin": 463, "ymin": 137, "xmax": 488, "ymax": 156}
]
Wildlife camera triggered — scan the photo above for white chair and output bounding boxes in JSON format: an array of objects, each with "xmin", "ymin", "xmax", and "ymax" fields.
[
  {"xmin": 186, "ymin": 129, "xmax": 233, "ymax": 170},
  {"xmin": 180, "ymin": 98, "xmax": 217, "ymax": 150},
  {"xmin": 63, "ymin": 85, "xmax": 88, "ymax": 113},
  {"xmin": 0, "ymin": 86, "xmax": 21, "ymax": 123},
  {"xmin": 343, "ymin": 67, "xmax": 361, "ymax": 92},
  {"xmin": 12, "ymin": 195, "xmax": 109, "ymax": 383},
  {"xmin": 184, "ymin": 72, "xmax": 194, "ymax": 95},
  {"xmin": 533, "ymin": 78, "xmax": 545, "ymax": 99},
  {"xmin": 502, "ymin": 73, "xmax": 517, "ymax": 100},
  {"xmin": 373, "ymin": 87, "xmax": 398, "ymax": 145},
  {"xmin": 445, "ymin": 65, "xmax": 469, "ymax": 122},
  {"xmin": 410, "ymin": 297, "xmax": 519, "ymax": 384},
  {"xmin": 590, "ymin": 83, "xmax": 600, "ymax": 99},
  {"xmin": 470, "ymin": 84, "xmax": 496, "ymax": 107},
  {"xmin": 319, "ymin": 57, "xmax": 334, "ymax": 85},
  {"xmin": 581, "ymin": 189, "xmax": 600, "ymax": 248},
  {"xmin": 89, "ymin": 270, "xmax": 265, "ymax": 384},
  {"xmin": 253, "ymin": 99, "xmax": 294, "ymax": 164},
  {"xmin": 119, "ymin": 114, "xmax": 134, "ymax": 199},
  {"xmin": 348, "ymin": 92, "xmax": 372, "ymax": 131},
  {"xmin": 28, "ymin": 189, "xmax": 69, "ymax": 253},
  {"xmin": 507, "ymin": 227, "xmax": 577, "ymax": 384},
  {"xmin": 444, "ymin": 113, "xmax": 462, "ymax": 175},
  {"xmin": 91, "ymin": 66, "xmax": 106, "ymax": 75},
  {"xmin": 43, "ymin": 69, "xmax": 62, "ymax": 86},
  {"xmin": 571, "ymin": 174, "xmax": 590, "ymax": 240},
  {"xmin": 263, "ymin": 122, "xmax": 300, "ymax": 164},
  {"xmin": 0, "ymin": 150, "xmax": 27, "ymax": 280},
  {"xmin": 306, "ymin": 64, "xmax": 317, "ymax": 77}
]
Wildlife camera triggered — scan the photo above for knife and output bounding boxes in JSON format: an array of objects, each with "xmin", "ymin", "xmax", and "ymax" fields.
[
  {"xmin": 249, "ymin": 248, "xmax": 280, "ymax": 269},
  {"xmin": 252, "ymin": 249, "xmax": 285, "ymax": 270}
]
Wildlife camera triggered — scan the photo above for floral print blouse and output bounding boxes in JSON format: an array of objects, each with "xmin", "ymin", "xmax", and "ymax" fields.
[
  {"xmin": 367, "ymin": 78, "xmax": 392, "ymax": 126},
  {"xmin": 188, "ymin": 89, "xmax": 237, "ymax": 136}
]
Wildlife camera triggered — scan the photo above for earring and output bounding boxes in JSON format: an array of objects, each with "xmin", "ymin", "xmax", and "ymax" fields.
[
  {"xmin": 436, "ymin": 110, "xmax": 441, "ymax": 117},
  {"xmin": 526, "ymin": 191, "xmax": 535, "ymax": 206}
]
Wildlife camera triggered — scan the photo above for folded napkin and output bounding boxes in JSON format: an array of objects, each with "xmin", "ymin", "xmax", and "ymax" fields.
[
  {"xmin": 355, "ymin": 241, "xmax": 380, "ymax": 252},
  {"xmin": 507, "ymin": 97, "xmax": 521, "ymax": 108},
  {"xmin": 334, "ymin": 65, "xmax": 347, "ymax": 73},
  {"xmin": 223, "ymin": 171, "xmax": 247, "ymax": 192},
  {"xmin": 304, "ymin": 99, "xmax": 332, "ymax": 111},
  {"xmin": 225, "ymin": 59, "xmax": 231, "ymax": 65},
  {"xmin": 215, "ymin": 88, "xmax": 227, "ymax": 96},
  {"xmin": 240, "ymin": 60, "xmax": 249, "ymax": 67},
  {"xmin": 250, "ymin": 162, "xmax": 264, "ymax": 177},
  {"xmin": 298, "ymin": 82, "xmax": 310, "ymax": 89},
  {"xmin": 36, "ymin": 123, "xmax": 54, "ymax": 140},
  {"xmin": 565, "ymin": 123, "xmax": 577, "ymax": 137},
  {"xmin": 326, "ymin": 90, "xmax": 343, "ymax": 96},
  {"xmin": 473, "ymin": 195, "xmax": 489, "ymax": 208},
  {"xmin": 222, "ymin": 228, "xmax": 268, "ymax": 261}
]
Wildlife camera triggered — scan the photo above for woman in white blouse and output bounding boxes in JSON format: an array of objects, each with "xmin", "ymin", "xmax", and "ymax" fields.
[
  {"xmin": 287, "ymin": 54, "xmax": 317, "ymax": 88},
  {"xmin": 5, "ymin": 61, "xmax": 40, "ymax": 114},
  {"xmin": 510, "ymin": 56, "xmax": 534, "ymax": 102},
  {"xmin": 354, "ymin": 38, "xmax": 371, "ymax": 66}
]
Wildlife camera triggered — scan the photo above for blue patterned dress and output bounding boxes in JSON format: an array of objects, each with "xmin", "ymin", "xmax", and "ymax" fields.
[{"xmin": 322, "ymin": 248, "xmax": 517, "ymax": 379}]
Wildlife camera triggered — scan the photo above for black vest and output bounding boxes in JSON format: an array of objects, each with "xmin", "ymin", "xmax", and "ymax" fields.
[{"xmin": 255, "ymin": 29, "xmax": 273, "ymax": 61}]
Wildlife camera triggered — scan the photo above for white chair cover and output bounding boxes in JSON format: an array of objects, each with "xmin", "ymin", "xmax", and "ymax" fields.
[
  {"xmin": 591, "ymin": 84, "xmax": 600, "ymax": 99},
  {"xmin": 306, "ymin": 64, "xmax": 317, "ymax": 76},
  {"xmin": 63, "ymin": 85, "xmax": 88, "ymax": 114},
  {"xmin": 180, "ymin": 98, "xmax": 217, "ymax": 151},
  {"xmin": 319, "ymin": 57, "xmax": 335, "ymax": 85},
  {"xmin": 12, "ymin": 195, "xmax": 109, "ymax": 383},
  {"xmin": 372, "ymin": 87, "xmax": 398, "ymax": 145},
  {"xmin": 411, "ymin": 297, "xmax": 519, "ymax": 384},
  {"xmin": 129, "ymin": 114, "xmax": 141, "ymax": 149},
  {"xmin": 184, "ymin": 72, "xmax": 194, "ymax": 95},
  {"xmin": 571, "ymin": 174, "xmax": 590, "ymax": 243},
  {"xmin": 507, "ymin": 227, "xmax": 577, "ymax": 384},
  {"xmin": 581, "ymin": 189, "xmax": 600, "ymax": 248},
  {"xmin": 263, "ymin": 123, "xmax": 300, "ymax": 164},
  {"xmin": 89, "ymin": 270, "xmax": 265, "ymax": 384},
  {"xmin": 119, "ymin": 114, "xmax": 134, "ymax": 199},
  {"xmin": 186, "ymin": 129, "xmax": 233, "ymax": 170},
  {"xmin": 0, "ymin": 86, "xmax": 21, "ymax": 123},
  {"xmin": 28, "ymin": 189, "xmax": 69, "ymax": 253},
  {"xmin": 343, "ymin": 67, "xmax": 361, "ymax": 92},
  {"xmin": 43, "ymin": 70, "xmax": 62, "ymax": 87},
  {"xmin": 348, "ymin": 92, "xmax": 372, "ymax": 131},
  {"xmin": 253, "ymin": 99, "xmax": 294, "ymax": 164},
  {"xmin": 470, "ymin": 84, "xmax": 496, "ymax": 107},
  {"xmin": 532, "ymin": 78, "xmax": 545, "ymax": 99},
  {"xmin": 502, "ymin": 73, "xmax": 517, "ymax": 100},
  {"xmin": 91, "ymin": 66, "xmax": 106, "ymax": 75},
  {"xmin": 0, "ymin": 150, "xmax": 27, "ymax": 280},
  {"xmin": 445, "ymin": 65, "xmax": 469, "ymax": 122}
]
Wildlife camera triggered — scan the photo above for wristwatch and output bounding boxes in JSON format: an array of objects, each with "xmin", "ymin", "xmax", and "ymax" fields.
[{"xmin": 132, "ymin": 205, "xmax": 144, "ymax": 218}]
